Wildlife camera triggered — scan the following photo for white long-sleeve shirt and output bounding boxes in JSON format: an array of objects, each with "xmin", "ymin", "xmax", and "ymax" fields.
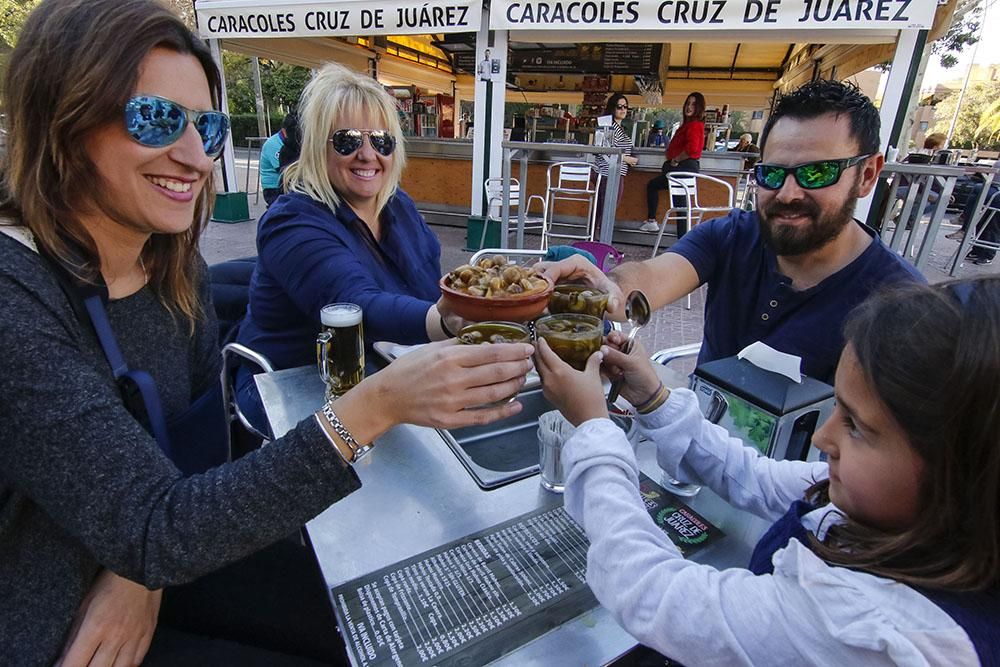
[{"xmin": 562, "ymin": 388, "xmax": 978, "ymax": 666}]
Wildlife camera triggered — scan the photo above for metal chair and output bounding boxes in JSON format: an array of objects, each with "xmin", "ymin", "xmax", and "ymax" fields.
[
  {"xmin": 951, "ymin": 189, "xmax": 1000, "ymax": 269},
  {"xmin": 650, "ymin": 173, "xmax": 734, "ymax": 310},
  {"xmin": 543, "ymin": 161, "xmax": 601, "ymax": 249},
  {"xmin": 483, "ymin": 177, "xmax": 547, "ymax": 250},
  {"xmin": 220, "ymin": 342, "xmax": 275, "ymax": 444},
  {"xmin": 650, "ymin": 172, "xmax": 735, "ymax": 259}
]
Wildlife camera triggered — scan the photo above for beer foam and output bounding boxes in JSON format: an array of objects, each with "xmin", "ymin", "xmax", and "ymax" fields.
[{"xmin": 320, "ymin": 303, "xmax": 362, "ymax": 327}]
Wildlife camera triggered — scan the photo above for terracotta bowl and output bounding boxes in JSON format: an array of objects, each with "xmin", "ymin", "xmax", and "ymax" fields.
[{"xmin": 439, "ymin": 274, "xmax": 554, "ymax": 323}]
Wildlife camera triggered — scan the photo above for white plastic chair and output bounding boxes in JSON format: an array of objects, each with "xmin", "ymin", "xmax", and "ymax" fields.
[
  {"xmin": 483, "ymin": 177, "xmax": 547, "ymax": 250},
  {"xmin": 543, "ymin": 161, "xmax": 601, "ymax": 249},
  {"xmin": 650, "ymin": 172, "xmax": 735, "ymax": 310}
]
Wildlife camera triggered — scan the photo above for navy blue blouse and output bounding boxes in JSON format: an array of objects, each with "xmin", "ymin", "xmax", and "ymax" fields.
[{"xmin": 237, "ymin": 189, "xmax": 442, "ymax": 375}]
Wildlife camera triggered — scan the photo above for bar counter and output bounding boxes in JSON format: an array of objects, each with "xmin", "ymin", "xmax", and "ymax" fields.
[
  {"xmin": 399, "ymin": 138, "xmax": 747, "ymax": 246},
  {"xmin": 257, "ymin": 363, "xmax": 771, "ymax": 666}
]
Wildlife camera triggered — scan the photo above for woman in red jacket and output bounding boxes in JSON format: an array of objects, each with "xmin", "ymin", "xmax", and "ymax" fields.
[{"xmin": 640, "ymin": 92, "xmax": 706, "ymax": 235}]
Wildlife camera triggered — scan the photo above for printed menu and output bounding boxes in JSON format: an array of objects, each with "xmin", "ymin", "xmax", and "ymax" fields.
[{"xmin": 333, "ymin": 480, "xmax": 724, "ymax": 666}]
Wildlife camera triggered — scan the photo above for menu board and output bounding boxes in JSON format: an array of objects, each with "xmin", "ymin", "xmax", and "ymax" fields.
[
  {"xmin": 331, "ymin": 500, "xmax": 597, "ymax": 667},
  {"xmin": 333, "ymin": 480, "xmax": 723, "ymax": 666},
  {"xmin": 509, "ymin": 43, "xmax": 661, "ymax": 75}
]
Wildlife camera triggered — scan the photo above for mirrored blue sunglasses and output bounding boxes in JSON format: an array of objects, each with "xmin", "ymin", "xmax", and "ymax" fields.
[{"xmin": 125, "ymin": 95, "xmax": 230, "ymax": 158}]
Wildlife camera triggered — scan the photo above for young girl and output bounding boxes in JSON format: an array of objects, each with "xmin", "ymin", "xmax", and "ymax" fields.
[{"xmin": 535, "ymin": 278, "xmax": 999, "ymax": 665}]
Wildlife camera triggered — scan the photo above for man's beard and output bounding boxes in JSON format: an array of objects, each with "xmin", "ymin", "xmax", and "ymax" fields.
[{"xmin": 758, "ymin": 176, "xmax": 860, "ymax": 256}]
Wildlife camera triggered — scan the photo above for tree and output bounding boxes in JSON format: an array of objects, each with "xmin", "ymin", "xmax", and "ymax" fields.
[
  {"xmin": 975, "ymin": 98, "xmax": 1000, "ymax": 146},
  {"xmin": 0, "ymin": 0, "xmax": 41, "ymax": 49},
  {"xmin": 931, "ymin": 81, "xmax": 1000, "ymax": 150},
  {"xmin": 221, "ymin": 51, "xmax": 311, "ymax": 115},
  {"xmin": 931, "ymin": 3, "xmax": 982, "ymax": 69}
]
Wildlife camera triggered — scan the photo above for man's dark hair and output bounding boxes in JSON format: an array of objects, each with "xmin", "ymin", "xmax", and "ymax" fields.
[{"xmin": 760, "ymin": 80, "xmax": 880, "ymax": 155}]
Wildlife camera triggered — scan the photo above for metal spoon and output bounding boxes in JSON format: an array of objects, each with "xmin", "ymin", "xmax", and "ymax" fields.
[{"xmin": 607, "ymin": 290, "xmax": 652, "ymax": 404}]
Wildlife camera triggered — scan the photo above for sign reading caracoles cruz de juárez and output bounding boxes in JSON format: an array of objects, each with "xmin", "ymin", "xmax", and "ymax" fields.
[
  {"xmin": 197, "ymin": 0, "xmax": 933, "ymax": 38},
  {"xmin": 198, "ymin": 0, "xmax": 481, "ymax": 38},
  {"xmin": 197, "ymin": 0, "xmax": 935, "ymax": 38},
  {"xmin": 492, "ymin": 0, "xmax": 935, "ymax": 30}
]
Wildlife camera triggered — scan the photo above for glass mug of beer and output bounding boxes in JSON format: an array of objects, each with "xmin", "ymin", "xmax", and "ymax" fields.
[{"xmin": 316, "ymin": 303, "xmax": 365, "ymax": 400}]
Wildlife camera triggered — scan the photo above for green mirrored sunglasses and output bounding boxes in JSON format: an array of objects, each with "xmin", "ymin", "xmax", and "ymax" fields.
[{"xmin": 754, "ymin": 154, "xmax": 872, "ymax": 191}]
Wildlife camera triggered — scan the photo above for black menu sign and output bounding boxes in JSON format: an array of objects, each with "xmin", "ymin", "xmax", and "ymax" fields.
[
  {"xmin": 333, "ymin": 479, "xmax": 723, "ymax": 666},
  {"xmin": 332, "ymin": 501, "xmax": 597, "ymax": 667}
]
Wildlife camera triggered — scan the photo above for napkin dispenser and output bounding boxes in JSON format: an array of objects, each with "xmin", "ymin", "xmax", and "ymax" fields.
[{"xmin": 690, "ymin": 356, "xmax": 834, "ymax": 461}]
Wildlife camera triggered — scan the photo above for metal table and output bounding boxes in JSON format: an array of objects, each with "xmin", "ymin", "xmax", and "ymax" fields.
[{"xmin": 257, "ymin": 365, "xmax": 770, "ymax": 665}]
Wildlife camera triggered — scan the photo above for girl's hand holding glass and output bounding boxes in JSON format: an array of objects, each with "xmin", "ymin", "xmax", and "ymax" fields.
[
  {"xmin": 600, "ymin": 332, "xmax": 662, "ymax": 409},
  {"xmin": 534, "ymin": 338, "xmax": 608, "ymax": 427}
]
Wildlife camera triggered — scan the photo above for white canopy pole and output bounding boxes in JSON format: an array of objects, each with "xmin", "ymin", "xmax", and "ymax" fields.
[
  {"xmin": 471, "ymin": 8, "xmax": 507, "ymax": 217},
  {"xmin": 856, "ymin": 28, "xmax": 926, "ymax": 223},
  {"xmin": 209, "ymin": 38, "xmax": 240, "ymax": 194}
]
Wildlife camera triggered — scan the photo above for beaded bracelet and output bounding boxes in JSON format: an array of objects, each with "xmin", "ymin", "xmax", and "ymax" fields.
[
  {"xmin": 319, "ymin": 402, "xmax": 372, "ymax": 463},
  {"xmin": 635, "ymin": 382, "xmax": 670, "ymax": 415}
]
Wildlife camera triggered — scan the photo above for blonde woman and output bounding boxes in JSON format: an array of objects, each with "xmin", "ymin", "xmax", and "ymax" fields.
[{"xmin": 235, "ymin": 63, "xmax": 458, "ymax": 433}]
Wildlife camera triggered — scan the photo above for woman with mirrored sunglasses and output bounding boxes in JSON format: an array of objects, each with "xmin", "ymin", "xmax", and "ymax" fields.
[
  {"xmin": 233, "ymin": 62, "xmax": 465, "ymax": 436},
  {"xmin": 0, "ymin": 1, "xmax": 533, "ymax": 664}
]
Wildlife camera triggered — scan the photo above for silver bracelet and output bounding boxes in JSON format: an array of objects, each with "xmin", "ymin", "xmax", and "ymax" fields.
[{"xmin": 320, "ymin": 402, "xmax": 372, "ymax": 463}]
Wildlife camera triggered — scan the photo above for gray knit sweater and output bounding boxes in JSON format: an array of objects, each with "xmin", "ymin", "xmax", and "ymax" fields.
[{"xmin": 0, "ymin": 232, "xmax": 361, "ymax": 664}]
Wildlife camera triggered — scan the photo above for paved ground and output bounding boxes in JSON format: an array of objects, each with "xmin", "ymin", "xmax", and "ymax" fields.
[{"xmin": 201, "ymin": 152, "xmax": 997, "ymax": 373}]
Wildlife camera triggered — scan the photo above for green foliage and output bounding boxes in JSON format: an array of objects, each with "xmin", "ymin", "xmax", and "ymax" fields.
[
  {"xmin": 932, "ymin": 4, "xmax": 982, "ymax": 69},
  {"xmin": 0, "ymin": 0, "xmax": 41, "ymax": 49},
  {"xmin": 931, "ymin": 81, "xmax": 1000, "ymax": 150},
  {"xmin": 728, "ymin": 110, "xmax": 748, "ymax": 137},
  {"xmin": 222, "ymin": 51, "xmax": 311, "ymax": 116},
  {"xmin": 230, "ymin": 113, "xmax": 285, "ymax": 146}
]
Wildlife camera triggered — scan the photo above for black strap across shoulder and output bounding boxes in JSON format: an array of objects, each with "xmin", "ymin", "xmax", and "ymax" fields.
[{"xmin": 38, "ymin": 249, "xmax": 174, "ymax": 461}]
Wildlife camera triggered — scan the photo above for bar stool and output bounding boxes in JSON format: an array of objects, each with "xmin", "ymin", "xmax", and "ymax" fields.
[{"xmin": 543, "ymin": 161, "xmax": 601, "ymax": 249}]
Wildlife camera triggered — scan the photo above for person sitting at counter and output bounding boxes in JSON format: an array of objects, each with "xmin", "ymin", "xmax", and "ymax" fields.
[
  {"xmin": 234, "ymin": 63, "xmax": 462, "ymax": 435},
  {"xmin": 593, "ymin": 93, "xmax": 639, "ymax": 238},
  {"xmin": 640, "ymin": 91, "xmax": 706, "ymax": 234},
  {"xmin": 537, "ymin": 276, "xmax": 1000, "ymax": 666},
  {"xmin": 646, "ymin": 118, "xmax": 667, "ymax": 147},
  {"xmin": 540, "ymin": 80, "xmax": 923, "ymax": 383},
  {"xmin": 730, "ymin": 132, "xmax": 760, "ymax": 169},
  {"xmin": 0, "ymin": 2, "xmax": 536, "ymax": 663}
]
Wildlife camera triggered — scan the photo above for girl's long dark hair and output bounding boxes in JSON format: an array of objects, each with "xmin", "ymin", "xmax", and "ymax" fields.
[
  {"xmin": 683, "ymin": 92, "xmax": 706, "ymax": 122},
  {"xmin": 807, "ymin": 278, "xmax": 1000, "ymax": 591}
]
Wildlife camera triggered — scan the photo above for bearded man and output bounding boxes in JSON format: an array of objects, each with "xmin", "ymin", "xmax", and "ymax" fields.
[{"xmin": 539, "ymin": 80, "xmax": 923, "ymax": 383}]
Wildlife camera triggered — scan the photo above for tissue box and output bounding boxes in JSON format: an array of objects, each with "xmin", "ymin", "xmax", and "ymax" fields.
[{"xmin": 691, "ymin": 356, "xmax": 834, "ymax": 462}]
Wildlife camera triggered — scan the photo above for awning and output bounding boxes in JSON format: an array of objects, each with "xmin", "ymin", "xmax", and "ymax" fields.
[
  {"xmin": 491, "ymin": 0, "xmax": 935, "ymax": 33},
  {"xmin": 196, "ymin": 0, "xmax": 482, "ymax": 39}
]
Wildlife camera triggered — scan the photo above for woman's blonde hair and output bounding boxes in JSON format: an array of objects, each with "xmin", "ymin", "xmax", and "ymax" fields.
[
  {"xmin": 808, "ymin": 277, "xmax": 1000, "ymax": 592},
  {"xmin": 0, "ymin": 0, "xmax": 221, "ymax": 327},
  {"xmin": 284, "ymin": 63, "xmax": 406, "ymax": 217}
]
